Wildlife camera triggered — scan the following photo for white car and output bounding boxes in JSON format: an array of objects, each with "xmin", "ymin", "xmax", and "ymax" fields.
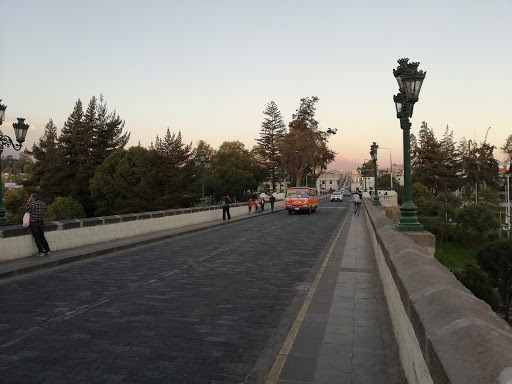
[{"xmin": 330, "ymin": 191, "xmax": 343, "ymax": 202}]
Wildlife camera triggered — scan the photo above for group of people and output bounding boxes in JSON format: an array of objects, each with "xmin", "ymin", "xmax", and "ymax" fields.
[
  {"xmin": 219, "ymin": 194, "xmax": 277, "ymax": 220},
  {"xmin": 247, "ymin": 196, "xmax": 270, "ymax": 214}
]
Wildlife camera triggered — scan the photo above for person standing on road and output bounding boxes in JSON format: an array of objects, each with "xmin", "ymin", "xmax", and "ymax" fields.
[
  {"xmin": 248, "ymin": 198, "xmax": 254, "ymax": 214},
  {"xmin": 269, "ymin": 195, "xmax": 276, "ymax": 212},
  {"xmin": 254, "ymin": 198, "xmax": 260, "ymax": 212},
  {"xmin": 25, "ymin": 193, "xmax": 52, "ymax": 256},
  {"xmin": 260, "ymin": 196, "xmax": 265, "ymax": 212},
  {"xmin": 220, "ymin": 194, "xmax": 231, "ymax": 220}
]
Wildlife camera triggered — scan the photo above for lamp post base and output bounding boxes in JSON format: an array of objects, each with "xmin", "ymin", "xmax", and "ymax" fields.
[
  {"xmin": 396, "ymin": 202, "xmax": 423, "ymax": 232},
  {"xmin": 373, "ymin": 197, "xmax": 382, "ymax": 206},
  {"xmin": 0, "ymin": 209, "xmax": 13, "ymax": 226}
]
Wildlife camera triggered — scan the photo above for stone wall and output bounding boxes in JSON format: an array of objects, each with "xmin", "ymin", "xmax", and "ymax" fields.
[{"xmin": 363, "ymin": 201, "xmax": 512, "ymax": 384}]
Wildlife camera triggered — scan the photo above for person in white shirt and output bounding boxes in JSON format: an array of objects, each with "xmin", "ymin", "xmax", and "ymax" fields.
[{"xmin": 352, "ymin": 188, "xmax": 361, "ymax": 214}]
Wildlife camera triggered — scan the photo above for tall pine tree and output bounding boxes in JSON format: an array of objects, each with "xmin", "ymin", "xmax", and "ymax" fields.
[{"xmin": 253, "ymin": 101, "xmax": 286, "ymax": 191}]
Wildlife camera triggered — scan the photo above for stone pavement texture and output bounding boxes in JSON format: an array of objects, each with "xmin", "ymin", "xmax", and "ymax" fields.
[
  {"xmin": 273, "ymin": 209, "xmax": 405, "ymax": 384},
  {"xmin": 0, "ymin": 200, "xmax": 405, "ymax": 383}
]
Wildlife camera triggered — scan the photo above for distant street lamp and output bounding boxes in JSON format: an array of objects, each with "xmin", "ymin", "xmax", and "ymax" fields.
[
  {"xmin": 0, "ymin": 101, "xmax": 30, "ymax": 225},
  {"xmin": 393, "ymin": 58, "xmax": 426, "ymax": 232},
  {"xmin": 194, "ymin": 151, "xmax": 210, "ymax": 206},
  {"xmin": 370, "ymin": 142, "xmax": 382, "ymax": 206}
]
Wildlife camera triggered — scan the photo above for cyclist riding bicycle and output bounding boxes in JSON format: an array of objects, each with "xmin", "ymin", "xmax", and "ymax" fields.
[{"xmin": 352, "ymin": 188, "xmax": 362, "ymax": 214}]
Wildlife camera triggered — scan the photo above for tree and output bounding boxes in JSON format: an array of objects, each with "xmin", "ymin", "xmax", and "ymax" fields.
[
  {"xmin": 454, "ymin": 203, "xmax": 499, "ymax": 245},
  {"xmin": 501, "ymin": 134, "xmax": 512, "ymax": 162},
  {"xmin": 45, "ymin": 197, "xmax": 86, "ymax": 221},
  {"xmin": 253, "ymin": 101, "xmax": 286, "ymax": 191},
  {"xmin": 412, "ymin": 122, "xmax": 450, "ymax": 194},
  {"xmin": 454, "ymin": 262, "xmax": 498, "ymax": 310},
  {"xmin": 280, "ymin": 97, "xmax": 336, "ymax": 186},
  {"xmin": 29, "ymin": 119, "xmax": 62, "ymax": 203},
  {"xmin": 477, "ymin": 239, "xmax": 512, "ymax": 320},
  {"xmin": 376, "ymin": 174, "xmax": 399, "ymax": 190},
  {"xmin": 149, "ymin": 129, "xmax": 195, "ymax": 208},
  {"xmin": 52, "ymin": 96, "xmax": 130, "ymax": 216},
  {"xmin": 207, "ymin": 141, "xmax": 268, "ymax": 201}
]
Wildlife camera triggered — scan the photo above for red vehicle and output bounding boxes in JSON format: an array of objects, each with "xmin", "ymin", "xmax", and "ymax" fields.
[{"xmin": 285, "ymin": 187, "xmax": 319, "ymax": 214}]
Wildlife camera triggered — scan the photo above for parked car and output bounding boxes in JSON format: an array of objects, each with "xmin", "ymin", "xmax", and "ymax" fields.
[{"xmin": 330, "ymin": 191, "xmax": 343, "ymax": 202}]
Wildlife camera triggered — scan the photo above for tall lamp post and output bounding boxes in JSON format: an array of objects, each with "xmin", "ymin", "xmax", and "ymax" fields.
[
  {"xmin": 362, "ymin": 162, "xmax": 368, "ymax": 192},
  {"xmin": 393, "ymin": 58, "xmax": 426, "ymax": 232},
  {"xmin": 194, "ymin": 151, "xmax": 210, "ymax": 206},
  {"xmin": 370, "ymin": 142, "xmax": 382, "ymax": 206},
  {"xmin": 0, "ymin": 100, "xmax": 30, "ymax": 225}
]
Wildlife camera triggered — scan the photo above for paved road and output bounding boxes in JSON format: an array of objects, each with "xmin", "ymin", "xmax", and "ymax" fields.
[{"xmin": 0, "ymin": 202, "xmax": 352, "ymax": 383}]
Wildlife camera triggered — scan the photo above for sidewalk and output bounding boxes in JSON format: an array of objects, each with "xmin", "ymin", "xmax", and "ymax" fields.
[{"xmin": 269, "ymin": 210, "xmax": 405, "ymax": 384}]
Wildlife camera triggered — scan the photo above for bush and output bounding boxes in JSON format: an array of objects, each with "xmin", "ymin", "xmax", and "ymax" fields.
[
  {"xmin": 454, "ymin": 262, "xmax": 498, "ymax": 310},
  {"xmin": 46, "ymin": 196, "xmax": 85, "ymax": 221},
  {"xmin": 477, "ymin": 238, "xmax": 512, "ymax": 320}
]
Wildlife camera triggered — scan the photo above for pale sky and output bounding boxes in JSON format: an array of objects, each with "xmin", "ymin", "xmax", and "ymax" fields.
[{"xmin": 2, "ymin": 0, "xmax": 511, "ymax": 171}]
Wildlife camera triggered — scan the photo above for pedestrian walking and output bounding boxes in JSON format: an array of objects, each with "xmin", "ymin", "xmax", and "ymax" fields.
[
  {"xmin": 248, "ymin": 198, "xmax": 253, "ymax": 214},
  {"xmin": 269, "ymin": 195, "xmax": 276, "ymax": 212},
  {"xmin": 25, "ymin": 193, "xmax": 51, "ymax": 256},
  {"xmin": 220, "ymin": 194, "xmax": 231, "ymax": 220},
  {"xmin": 260, "ymin": 197, "xmax": 265, "ymax": 211}
]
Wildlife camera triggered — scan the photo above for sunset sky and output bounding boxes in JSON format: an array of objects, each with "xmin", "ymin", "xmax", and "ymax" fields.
[{"xmin": 2, "ymin": 0, "xmax": 511, "ymax": 171}]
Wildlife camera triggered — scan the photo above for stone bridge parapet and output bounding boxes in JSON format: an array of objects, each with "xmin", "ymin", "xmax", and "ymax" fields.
[{"xmin": 363, "ymin": 200, "xmax": 512, "ymax": 384}]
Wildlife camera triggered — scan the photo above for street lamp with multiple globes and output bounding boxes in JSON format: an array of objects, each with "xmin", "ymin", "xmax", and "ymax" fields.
[
  {"xmin": 194, "ymin": 151, "xmax": 211, "ymax": 206},
  {"xmin": 370, "ymin": 142, "xmax": 382, "ymax": 206},
  {"xmin": 393, "ymin": 58, "xmax": 426, "ymax": 232},
  {"xmin": 0, "ymin": 100, "xmax": 30, "ymax": 225}
]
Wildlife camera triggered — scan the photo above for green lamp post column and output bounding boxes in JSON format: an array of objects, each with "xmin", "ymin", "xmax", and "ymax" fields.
[
  {"xmin": 393, "ymin": 58, "xmax": 426, "ymax": 232},
  {"xmin": 362, "ymin": 162, "xmax": 367, "ymax": 192},
  {"xmin": 370, "ymin": 142, "xmax": 382, "ymax": 206},
  {"xmin": 0, "ymin": 104, "xmax": 30, "ymax": 225},
  {"xmin": 194, "ymin": 151, "xmax": 211, "ymax": 206}
]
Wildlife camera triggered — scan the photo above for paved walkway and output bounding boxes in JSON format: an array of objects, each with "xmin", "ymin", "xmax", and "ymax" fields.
[{"xmin": 270, "ymin": 210, "xmax": 405, "ymax": 384}]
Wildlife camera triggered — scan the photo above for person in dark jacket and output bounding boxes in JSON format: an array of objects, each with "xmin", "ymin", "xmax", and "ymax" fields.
[
  {"xmin": 220, "ymin": 194, "xmax": 231, "ymax": 220},
  {"xmin": 25, "ymin": 193, "xmax": 51, "ymax": 256},
  {"xmin": 269, "ymin": 195, "xmax": 276, "ymax": 212}
]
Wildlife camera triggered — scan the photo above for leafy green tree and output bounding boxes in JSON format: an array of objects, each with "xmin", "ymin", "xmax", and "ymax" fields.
[
  {"xmin": 253, "ymin": 101, "xmax": 286, "ymax": 192},
  {"xmin": 45, "ymin": 196, "xmax": 85, "ymax": 221},
  {"xmin": 477, "ymin": 239, "xmax": 512, "ymax": 320},
  {"xmin": 376, "ymin": 174, "xmax": 399, "ymax": 190},
  {"xmin": 4, "ymin": 190, "xmax": 30, "ymax": 224},
  {"xmin": 454, "ymin": 262, "xmax": 498, "ymax": 310},
  {"xmin": 207, "ymin": 141, "xmax": 268, "ymax": 201},
  {"xmin": 454, "ymin": 203, "xmax": 499, "ymax": 245}
]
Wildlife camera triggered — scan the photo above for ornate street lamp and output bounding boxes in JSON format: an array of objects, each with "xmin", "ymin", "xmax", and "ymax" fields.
[
  {"xmin": 0, "ymin": 106, "xmax": 30, "ymax": 225},
  {"xmin": 194, "ymin": 151, "xmax": 211, "ymax": 206},
  {"xmin": 393, "ymin": 58, "xmax": 426, "ymax": 232},
  {"xmin": 370, "ymin": 142, "xmax": 382, "ymax": 206}
]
